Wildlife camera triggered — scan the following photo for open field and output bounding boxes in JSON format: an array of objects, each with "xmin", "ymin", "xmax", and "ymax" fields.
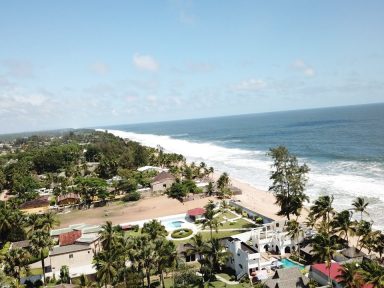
[{"xmin": 58, "ymin": 195, "xmax": 216, "ymax": 227}]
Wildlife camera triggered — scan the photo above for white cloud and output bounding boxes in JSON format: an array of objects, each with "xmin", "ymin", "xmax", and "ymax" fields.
[
  {"xmin": 293, "ymin": 59, "xmax": 316, "ymax": 77},
  {"xmin": 90, "ymin": 61, "xmax": 109, "ymax": 76},
  {"xmin": 1, "ymin": 59, "xmax": 35, "ymax": 78},
  {"xmin": 231, "ymin": 78, "xmax": 266, "ymax": 92},
  {"xmin": 133, "ymin": 53, "xmax": 159, "ymax": 72}
]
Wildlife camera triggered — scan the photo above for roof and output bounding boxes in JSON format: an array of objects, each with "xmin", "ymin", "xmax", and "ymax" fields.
[
  {"xmin": 311, "ymin": 263, "xmax": 342, "ymax": 282},
  {"xmin": 57, "ymin": 193, "xmax": 80, "ymax": 203},
  {"xmin": 300, "ymin": 244, "xmax": 314, "ymax": 255},
  {"xmin": 177, "ymin": 243, "xmax": 194, "ymax": 253},
  {"xmin": 76, "ymin": 233, "xmax": 100, "ymax": 244},
  {"xmin": 59, "ymin": 230, "xmax": 82, "ymax": 246},
  {"xmin": 19, "ymin": 196, "xmax": 50, "ymax": 209},
  {"xmin": 51, "ymin": 227, "xmax": 74, "ymax": 237},
  {"xmin": 241, "ymin": 242, "xmax": 257, "ymax": 254},
  {"xmin": 187, "ymin": 207, "xmax": 206, "ymax": 216},
  {"xmin": 341, "ymin": 247, "xmax": 366, "ymax": 258},
  {"xmin": 265, "ymin": 267, "xmax": 309, "ymax": 288},
  {"xmin": 152, "ymin": 171, "xmax": 175, "ymax": 183},
  {"xmin": 50, "ymin": 244, "xmax": 91, "ymax": 256},
  {"xmin": 11, "ymin": 240, "xmax": 30, "ymax": 249}
]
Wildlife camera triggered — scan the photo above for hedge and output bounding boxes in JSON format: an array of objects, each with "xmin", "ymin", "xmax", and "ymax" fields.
[{"xmin": 171, "ymin": 228, "xmax": 193, "ymax": 239}]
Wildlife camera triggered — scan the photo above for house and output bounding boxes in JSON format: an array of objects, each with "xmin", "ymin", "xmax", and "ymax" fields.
[
  {"xmin": 48, "ymin": 244, "xmax": 95, "ymax": 276},
  {"xmin": 177, "ymin": 243, "xmax": 198, "ymax": 263},
  {"xmin": 57, "ymin": 193, "xmax": 81, "ymax": 206},
  {"xmin": 309, "ymin": 263, "xmax": 343, "ymax": 288},
  {"xmin": 20, "ymin": 195, "xmax": 50, "ymax": 209},
  {"xmin": 300, "ymin": 244, "xmax": 315, "ymax": 263},
  {"xmin": 187, "ymin": 208, "xmax": 206, "ymax": 221},
  {"xmin": 223, "ymin": 221, "xmax": 299, "ymax": 279},
  {"xmin": 59, "ymin": 230, "xmax": 82, "ymax": 246},
  {"xmin": 264, "ymin": 267, "xmax": 309, "ymax": 288},
  {"xmin": 47, "ymin": 224, "xmax": 102, "ymax": 278},
  {"xmin": 150, "ymin": 171, "xmax": 175, "ymax": 193}
]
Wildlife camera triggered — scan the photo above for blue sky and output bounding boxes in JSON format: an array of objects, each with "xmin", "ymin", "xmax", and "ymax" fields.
[{"xmin": 0, "ymin": 0, "xmax": 383, "ymax": 133}]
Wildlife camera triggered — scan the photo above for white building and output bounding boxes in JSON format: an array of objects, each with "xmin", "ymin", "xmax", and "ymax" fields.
[{"xmin": 223, "ymin": 220, "xmax": 300, "ymax": 280}]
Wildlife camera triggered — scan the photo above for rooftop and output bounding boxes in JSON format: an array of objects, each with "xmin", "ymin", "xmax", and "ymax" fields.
[
  {"xmin": 152, "ymin": 171, "xmax": 175, "ymax": 183},
  {"xmin": 50, "ymin": 244, "xmax": 91, "ymax": 256},
  {"xmin": 187, "ymin": 207, "xmax": 205, "ymax": 216}
]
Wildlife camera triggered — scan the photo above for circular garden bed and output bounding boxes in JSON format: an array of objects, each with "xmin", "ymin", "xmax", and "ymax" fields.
[{"xmin": 170, "ymin": 228, "xmax": 193, "ymax": 239}]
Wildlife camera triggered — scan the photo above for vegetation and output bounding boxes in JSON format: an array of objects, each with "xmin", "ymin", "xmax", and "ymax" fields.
[
  {"xmin": 268, "ymin": 146, "xmax": 309, "ymax": 220},
  {"xmin": 171, "ymin": 228, "xmax": 193, "ymax": 239}
]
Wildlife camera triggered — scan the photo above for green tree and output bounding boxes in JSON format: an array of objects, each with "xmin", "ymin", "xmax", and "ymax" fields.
[
  {"xmin": 60, "ymin": 265, "xmax": 70, "ymax": 284},
  {"xmin": 337, "ymin": 262, "xmax": 363, "ymax": 288},
  {"xmin": 331, "ymin": 210, "xmax": 354, "ymax": 242},
  {"xmin": 30, "ymin": 230, "xmax": 54, "ymax": 284},
  {"xmin": 187, "ymin": 233, "xmax": 209, "ymax": 261},
  {"xmin": 4, "ymin": 247, "xmax": 31, "ymax": 282},
  {"xmin": 94, "ymin": 250, "xmax": 118, "ymax": 288},
  {"xmin": 351, "ymin": 197, "xmax": 369, "ymax": 221},
  {"xmin": 286, "ymin": 219, "xmax": 303, "ymax": 260},
  {"xmin": 268, "ymin": 146, "xmax": 309, "ymax": 220},
  {"xmin": 142, "ymin": 220, "xmax": 167, "ymax": 240},
  {"xmin": 360, "ymin": 260, "xmax": 384, "ymax": 288},
  {"xmin": 155, "ymin": 239, "xmax": 178, "ymax": 288}
]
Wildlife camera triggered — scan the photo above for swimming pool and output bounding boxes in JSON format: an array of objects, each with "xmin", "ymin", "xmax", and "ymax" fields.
[
  {"xmin": 280, "ymin": 258, "xmax": 305, "ymax": 270},
  {"xmin": 164, "ymin": 220, "xmax": 184, "ymax": 229}
]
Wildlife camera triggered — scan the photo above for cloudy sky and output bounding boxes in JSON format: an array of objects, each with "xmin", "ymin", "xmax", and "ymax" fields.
[{"xmin": 0, "ymin": 0, "xmax": 384, "ymax": 134}]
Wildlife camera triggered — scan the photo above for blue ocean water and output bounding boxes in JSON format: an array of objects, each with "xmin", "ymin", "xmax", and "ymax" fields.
[{"xmin": 102, "ymin": 103, "xmax": 384, "ymax": 230}]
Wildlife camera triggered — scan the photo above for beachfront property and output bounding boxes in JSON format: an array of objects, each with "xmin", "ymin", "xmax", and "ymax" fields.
[
  {"xmin": 222, "ymin": 220, "xmax": 300, "ymax": 280},
  {"xmin": 264, "ymin": 267, "xmax": 309, "ymax": 288},
  {"xmin": 137, "ymin": 165, "xmax": 169, "ymax": 173},
  {"xmin": 150, "ymin": 171, "xmax": 176, "ymax": 193},
  {"xmin": 187, "ymin": 207, "xmax": 205, "ymax": 221}
]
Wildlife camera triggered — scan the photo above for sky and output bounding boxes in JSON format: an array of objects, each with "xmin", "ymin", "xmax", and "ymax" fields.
[{"xmin": 0, "ymin": 0, "xmax": 384, "ymax": 134}]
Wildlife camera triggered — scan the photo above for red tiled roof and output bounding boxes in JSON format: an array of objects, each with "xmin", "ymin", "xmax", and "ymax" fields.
[
  {"xmin": 312, "ymin": 263, "xmax": 343, "ymax": 282},
  {"xmin": 59, "ymin": 230, "xmax": 82, "ymax": 246},
  {"xmin": 187, "ymin": 207, "xmax": 205, "ymax": 216}
]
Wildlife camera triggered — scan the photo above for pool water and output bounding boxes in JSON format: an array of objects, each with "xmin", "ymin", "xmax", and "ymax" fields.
[
  {"xmin": 280, "ymin": 258, "xmax": 305, "ymax": 270},
  {"xmin": 164, "ymin": 220, "xmax": 184, "ymax": 229}
]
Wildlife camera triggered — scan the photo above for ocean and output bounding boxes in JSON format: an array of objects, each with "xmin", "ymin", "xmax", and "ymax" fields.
[{"xmin": 102, "ymin": 103, "xmax": 384, "ymax": 230}]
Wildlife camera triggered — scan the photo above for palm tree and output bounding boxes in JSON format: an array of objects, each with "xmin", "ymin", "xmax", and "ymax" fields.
[
  {"xmin": 351, "ymin": 197, "xmax": 369, "ymax": 221},
  {"xmin": 203, "ymin": 201, "xmax": 221, "ymax": 240},
  {"xmin": 208, "ymin": 238, "xmax": 231, "ymax": 271},
  {"xmin": 94, "ymin": 250, "xmax": 118, "ymax": 288},
  {"xmin": 331, "ymin": 210, "xmax": 354, "ymax": 242},
  {"xmin": 286, "ymin": 219, "xmax": 303, "ymax": 260},
  {"xmin": 30, "ymin": 230, "xmax": 54, "ymax": 284},
  {"xmin": 4, "ymin": 247, "xmax": 31, "ymax": 282},
  {"xmin": 76, "ymin": 274, "xmax": 98, "ymax": 288},
  {"xmin": 132, "ymin": 235, "xmax": 157, "ymax": 288},
  {"xmin": 360, "ymin": 260, "xmax": 384, "ymax": 288},
  {"xmin": 360, "ymin": 230, "xmax": 380, "ymax": 254},
  {"xmin": 99, "ymin": 221, "xmax": 118, "ymax": 250},
  {"xmin": 155, "ymin": 239, "xmax": 178, "ymax": 288},
  {"xmin": 311, "ymin": 233, "xmax": 338, "ymax": 287},
  {"xmin": 142, "ymin": 219, "xmax": 167, "ymax": 240},
  {"xmin": 354, "ymin": 220, "xmax": 372, "ymax": 250},
  {"xmin": 373, "ymin": 232, "xmax": 384, "ymax": 260},
  {"xmin": 337, "ymin": 262, "xmax": 363, "ymax": 288},
  {"xmin": 310, "ymin": 195, "xmax": 335, "ymax": 223},
  {"xmin": 187, "ymin": 233, "xmax": 209, "ymax": 261},
  {"xmin": 41, "ymin": 212, "xmax": 59, "ymax": 232}
]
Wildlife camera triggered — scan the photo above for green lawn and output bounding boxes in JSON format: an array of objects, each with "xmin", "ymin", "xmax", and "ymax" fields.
[
  {"xmin": 219, "ymin": 218, "xmax": 256, "ymax": 230},
  {"xmin": 172, "ymin": 230, "xmax": 245, "ymax": 246}
]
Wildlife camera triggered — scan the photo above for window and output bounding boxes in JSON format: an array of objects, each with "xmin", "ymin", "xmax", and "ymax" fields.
[
  {"xmin": 185, "ymin": 254, "xmax": 196, "ymax": 262},
  {"xmin": 69, "ymin": 254, "xmax": 73, "ymax": 259},
  {"xmin": 163, "ymin": 184, "xmax": 167, "ymax": 188},
  {"xmin": 239, "ymin": 264, "xmax": 243, "ymax": 269}
]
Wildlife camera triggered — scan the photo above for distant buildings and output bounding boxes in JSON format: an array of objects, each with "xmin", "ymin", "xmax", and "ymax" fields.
[{"xmin": 150, "ymin": 171, "xmax": 175, "ymax": 193}]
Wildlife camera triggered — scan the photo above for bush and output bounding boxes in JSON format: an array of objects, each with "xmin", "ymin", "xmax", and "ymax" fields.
[
  {"xmin": 122, "ymin": 191, "xmax": 140, "ymax": 202},
  {"xmin": 255, "ymin": 217, "xmax": 263, "ymax": 224},
  {"xmin": 234, "ymin": 207, "xmax": 242, "ymax": 214},
  {"xmin": 171, "ymin": 228, "xmax": 193, "ymax": 239},
  {"xmin": 132, "ymin": 225, "xmax": 139, "ymax": 232},
  {"xmin": 229, "ymin": 222, "xmax": 235, "ymax": 226}
]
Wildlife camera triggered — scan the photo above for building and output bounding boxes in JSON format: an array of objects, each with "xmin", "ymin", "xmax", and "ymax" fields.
[
  {"xmin": 309, "ymin": 263, "xmax": 343, "ymax": 288},
  {"xmin": 20, "ymin": 196, "xmax": 50, "ymax": 214},
  {"xmin": 264, "ymin": 267, "xmax": 309, "ymax": 288},
  {"xmin": 10, "ymin": 240, "xmax": 30, "ymax": 250},
  {"xmin": 137, "ymin": 166, "xmax": 169, "ymax": 173},
  {"xmin": 47, "ymin": 224, "xmax": 102, "ymax": 278},
  {"xmin": 150, "ymin": 171, "xmax": 175, "ymax": 193},
  {"xmin": 57, "ymin": 193, "xmax": 81, "ymax": 206},
  {"xmin": 334, "ymin": 247, "xmax": 367, "ymax": 263},
  {"xmin": 223, "ymin": 221, "xmax": 299, "ymax": 280},
  {"xmin": 187, "ymin": 208, "xmax": 206, "ymax": 221}
]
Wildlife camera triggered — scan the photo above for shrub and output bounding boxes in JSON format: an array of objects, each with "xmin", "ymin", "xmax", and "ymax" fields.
[
  {"xmin": 122, "ymin": 191, "xmax": 140, "ymax": 202},
  {"xmin": 229, "ymin": 222, "xmax": 235, "ymax": 226},
  {"xmin": 235, "ymin": 207, "xmax": 242, "ymax": 214},
  {"xmin": 171, "ymin": 228, "xmax": 193, "ymax": 239},
  {"xmin": 132, "ymin": 225, "xmax": 139, "ymax": 232},
  {"xmin": 255, "ymin": 217, "xmax": 264, "ymax": 224}
]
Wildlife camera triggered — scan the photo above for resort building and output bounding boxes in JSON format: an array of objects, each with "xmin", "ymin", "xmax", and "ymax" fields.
[
  {"xmin": 309, "ymin": 263, "xmax": 344, "ymax": 288},
  {"xmin": 264, "ymin": 267, "xmax": 309, "ymax": 288},
  {"xmin": 150, "ymin": 171, "xmax": 175, "ymax": 193},
  {"xmin": 57, "ymin": 193, "xmax": 81, "ymax": 206},
  {"xmin": 137, "ymin": 166, "xmax": 169, "ymax": 173},
  {"xmin": 223, "ymin": 221, "xmax": 299, "ymax": 280},
  {"xmin": 187, "ymin": 207, "xmax": 205, "ymax": 221}
]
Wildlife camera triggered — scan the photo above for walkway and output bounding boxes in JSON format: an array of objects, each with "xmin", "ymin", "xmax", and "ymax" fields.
[{"xmin": 214, "ymin": 274, "xmax": 240, "ymax": 285}]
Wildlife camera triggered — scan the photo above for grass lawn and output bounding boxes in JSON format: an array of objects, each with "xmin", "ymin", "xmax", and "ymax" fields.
[
  {"xmin": 219, "ymin": 218, "xmax": 256, "ymax": 230},
  {"xmin": 124, "ymin": 228, "xmax": 142, "ymax": 237},
  {"xmin": 172, "ymin": 230, "xmax": 245, "ymax": 245},
  {"xmin": 21, "ymin": 267, "xmax": 43, "ymax": 277}
]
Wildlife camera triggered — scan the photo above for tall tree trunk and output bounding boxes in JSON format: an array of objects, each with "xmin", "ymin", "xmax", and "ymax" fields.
[
  {"xmin": 160, "ymin": 271, "xmax": 165, "ymax": 288},
  {"xmin": 146, "ymin": 269, "xmax": 151, "ymax": 288},
  {"xmin": 41, "ymin": 253, "xmax": 46, "ymax": 284}
]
